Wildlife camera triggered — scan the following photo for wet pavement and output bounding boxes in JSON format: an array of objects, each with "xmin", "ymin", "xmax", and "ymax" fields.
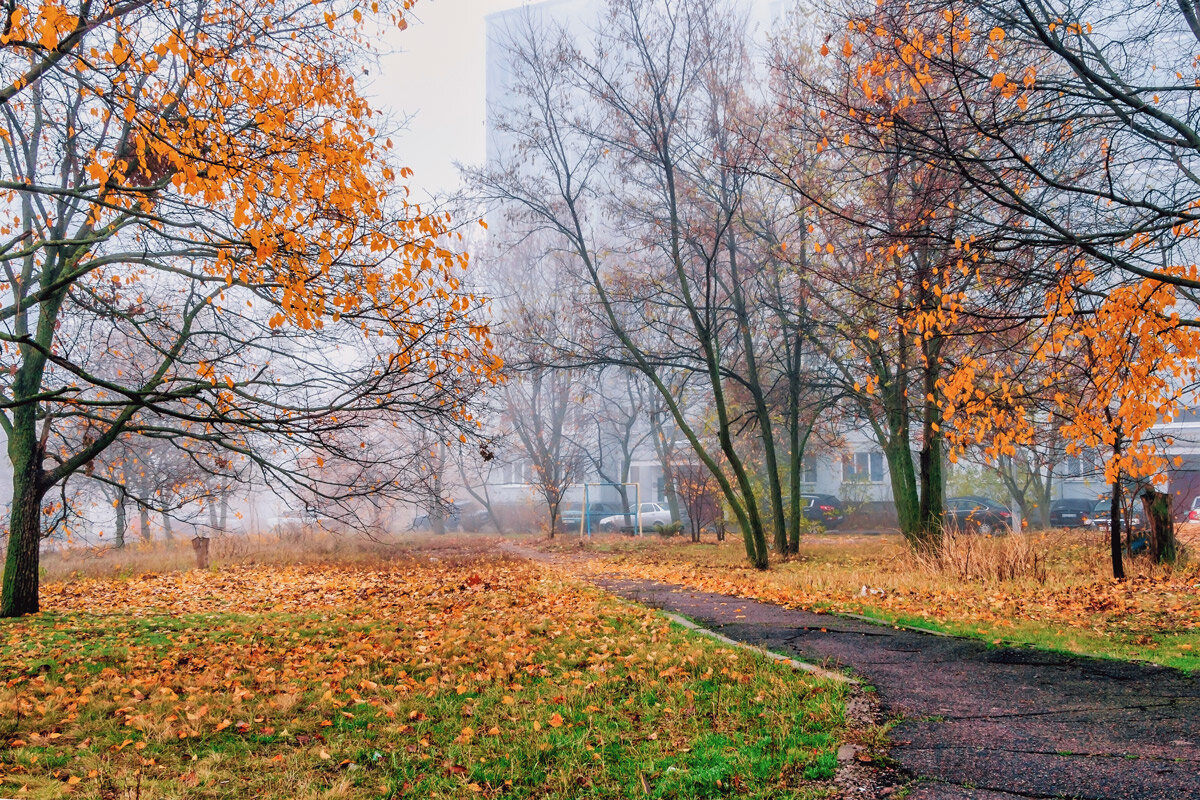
[{"xmin": 597, "ymin": 578, "xmax": 1200, "ymax": 800}]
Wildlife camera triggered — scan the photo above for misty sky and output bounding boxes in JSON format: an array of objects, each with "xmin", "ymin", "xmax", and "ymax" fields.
[{"xmin": 371, "ymin": 0, "xmax": 525, "ymax": 200}]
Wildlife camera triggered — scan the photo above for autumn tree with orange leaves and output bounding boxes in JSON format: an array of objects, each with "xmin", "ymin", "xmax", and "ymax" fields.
[
  {"xmin": 814, "ymin": 0, "xmax": 1200, "ymax": 574},
  {"xmin": 763, "ymin": 2, "xmax": 1055, "ymax": 550},
  {"xmin": 0, "ymin": 0, "xmax": 499, "ymax": 616}
]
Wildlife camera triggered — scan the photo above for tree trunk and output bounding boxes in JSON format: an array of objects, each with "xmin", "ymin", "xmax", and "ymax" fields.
[
  {"xmin": 649, "ymin": 412, "xmax": 681, "ymax": 525},
  {"xmin": 918, "ymin": 422, "xmax": 945, "ymax": 544},
  {"xmin": 138, "ymin": 503, "xmax": 151, "ymax": 542},
  {"xmin": 786, "ymin": 391, "xmax": 810, "ymax": 554},
  {"xmin": 661, "ymin": 463, "xmax": 681, "ymax": 525},
  {"xmin": 917, "ymin": 339, "xmax": 946, "ymax": 544},
  {"xmin": 884, "ymin": 433, "xmax": 923, "ymax": 548},
  {"xmin": 162, "ymin": 511, "xmax": 174, "ymax": 541},
  {"xmin": 2, "ymin": 287, "xmax": 57, "ymax": 617},
  {"xmin": 1140, "ymin": 488, "xmax": 1176, "ymax": 564},
  {"xmin": 1038, "ymin": 468, "xmax": 1054, "ymax": 530},
  {"xmin": 2, "ymin": 445, "xmax": 46, "ymax": 617},
  {"xmin": 1110, "ymin": 480, "xmax": 1125, "ymax": 580},
  {"xmin": 113, "ymin": 489, "xmax": 127, "ymax": 549},
  {"xmin": 191, "ymin": 536, "xmax": 211, "ymax": 569}
]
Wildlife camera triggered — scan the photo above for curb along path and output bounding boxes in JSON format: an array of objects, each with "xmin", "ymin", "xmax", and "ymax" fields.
[{"xmin": 595, "ymin": 577, "xmax": 1200, "ymax": 800}]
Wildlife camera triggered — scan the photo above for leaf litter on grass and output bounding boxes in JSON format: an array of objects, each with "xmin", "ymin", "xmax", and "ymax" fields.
[{"xmin": 0, "ymin": 556, "xmax": 848, "ymax": 799}]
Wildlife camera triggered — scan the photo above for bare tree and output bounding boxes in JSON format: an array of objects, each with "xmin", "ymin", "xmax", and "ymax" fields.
[
  {"xmin": 472, "ymin": 0, "xmax": 796, "ymax": 566},
  {"xmin": 505, "ymin": 367, "xmax": 585, "ymax": 536}
]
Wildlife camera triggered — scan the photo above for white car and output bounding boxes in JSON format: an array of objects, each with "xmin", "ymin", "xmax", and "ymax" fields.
[{"xmin": 598, "ymin": 502, "xmax": 675, "ymax": 532}]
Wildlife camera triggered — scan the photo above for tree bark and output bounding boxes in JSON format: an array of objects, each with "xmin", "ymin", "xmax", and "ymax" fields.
[
  {"xmin": 113, "ymin": 488, "xmax": 127, "ymax": 549},
  {"xmin": 1110, "ymin": 479, "xmax": 1125, "ymax": 580},
  {"xmin": 191, "ymin": 536, "xmax": 211, "ymax": 569},
  {"xmin": 138, "ymin": 503, "xmax": 151, "ymax": 542},
  {"xmin": 2, "ymin": 433, "xmax": 46, "ymax": 616},
  {"xmin": 1140, "ymin": 488, "xmax": 1176, "ymax": 564}
]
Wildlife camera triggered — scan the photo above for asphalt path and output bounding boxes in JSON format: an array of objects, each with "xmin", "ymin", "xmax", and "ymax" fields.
[{"xmin": 596, "ymin": 578, "xmax": 1200, "ymax": 800}]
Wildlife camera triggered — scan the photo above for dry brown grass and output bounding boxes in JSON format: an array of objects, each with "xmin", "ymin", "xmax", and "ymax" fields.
[{"xmin": 38, "ymin": 527, "xmax": 508, "ymax": 583}]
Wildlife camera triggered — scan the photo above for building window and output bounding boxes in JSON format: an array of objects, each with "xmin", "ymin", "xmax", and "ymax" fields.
[
  {"xmin": 499, "ymin": 461, "xmax": 533, "ymax": 484},
  {"xmin": 801, "ymin": 456, "xmax": 817, "ymax": 484},
  {"xmin": 843, "ymin": 451, "xmax": 884, "ymax": 482},
  {"xmin": 1064, "ymin": 456, "xmax": 1083, "ymax": 478}
]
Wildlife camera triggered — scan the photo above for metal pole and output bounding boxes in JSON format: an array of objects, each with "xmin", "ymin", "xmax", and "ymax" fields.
[
  {"xmin": 579, "ymin": 484, "xmax": 588, "ymax": 538},
  {"xmin": 635, "ymin": 482, "xmax": 642, "ymax": 537}
]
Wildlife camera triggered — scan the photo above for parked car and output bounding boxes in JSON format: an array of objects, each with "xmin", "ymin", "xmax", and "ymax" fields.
[
  {"xmin": 559, "ymin": 502, "xmax": 625, "ymax": 532},
  {"xmin": 800, "ymin": 494, "xmax": 844, "ymax": 528},
  {"xmin": 460, "ymin": 507, "xmax": 495, "ymax": 532},
  {"xmin": 411, "ymin": 502, "xmax": 462, "ymax": 532},
  {"xmin": 1179, "ymin": 496, "xmax": 1200, "ymax": 533},
  {"xmin": 1049, "ymin": 498, "xmax": 1095, "ymax": 529},
  {"xmin": 944, "ymin": 496, "xmax": 1013, "ymax": 534},
  {"xmin": 1083, "ymin": 498, "xmax": 1145, "ymax": 533},
  {"xmin": 598, "ymin": 502, "xmax": 680, "ymax": 533}
]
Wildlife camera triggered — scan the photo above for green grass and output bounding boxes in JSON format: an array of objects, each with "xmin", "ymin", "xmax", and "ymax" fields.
[
  {"xmin": 854, "ymin": 610, "xmax": 1200, "ymax": 672},
  {"xmin": 0, "ymin": 559, "xmax": 851, "ymax": 799}
]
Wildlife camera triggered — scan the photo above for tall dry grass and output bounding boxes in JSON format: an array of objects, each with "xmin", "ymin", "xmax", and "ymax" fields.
[
  {"xmin": 38, "ymin": 527, "xmax": 506, "ymax": 583},
  {"xmin": 909, "ymin": 530, "xmax": 1051, "ymax": 584}
]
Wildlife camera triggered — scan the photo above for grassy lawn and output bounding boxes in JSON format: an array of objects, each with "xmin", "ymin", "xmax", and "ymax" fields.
[
  {"xmin": 0, "ymin": 553, "xmax": 851, "ymax": 798},
  {"xmin": 542, "ymin": 529, "xmax": 1200, "ymax": 672}
]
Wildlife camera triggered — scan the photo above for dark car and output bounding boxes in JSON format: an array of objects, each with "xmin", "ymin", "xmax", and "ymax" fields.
[
  {"xmin": 460, "ymin": 507, "xmax": 496, "ymax": 532},
  {"xmin": 1049, "ymin": 498, "xmax": 1095, "ymax": 528},
  {"xmin": 800, "ymin": 493, "xmax": 844, "ymax": 528},
  {"xmin": 411, "ymin": 501, "xmax": 461, "ymax": 532},
  {"xmin": 1084, "ymin": 498, "xmax": 1145, "ymax": 533},
  {"xmin": 559, "ymin": 502, "xmax": 625, "ymax": 533},
  {"xmin": 944, "ymin": 496, "xmax": 1012, "ymax": 534}
]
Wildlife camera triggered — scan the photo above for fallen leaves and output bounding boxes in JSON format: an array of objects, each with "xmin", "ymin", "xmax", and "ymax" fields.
[{"xmin": 1, "ymin": 555, "xmax": 848, "ymax": 798}]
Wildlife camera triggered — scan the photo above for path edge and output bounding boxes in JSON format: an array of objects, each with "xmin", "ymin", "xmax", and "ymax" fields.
[{"xmin": 658, "ymin": 609, "xmax": 860, "ymax": 685}]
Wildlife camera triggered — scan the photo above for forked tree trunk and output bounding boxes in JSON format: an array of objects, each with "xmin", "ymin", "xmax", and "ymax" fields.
[
  {"xmin": 162, "ymin": 512, "xmax": 174, "ymax": 541},
  {"xmin": 885, "ymin": 435, "xmax": 923, "ymax": 547},
  {"xmin": 918, "ymin": 363, "xmax": 946, "ymax": 542}
]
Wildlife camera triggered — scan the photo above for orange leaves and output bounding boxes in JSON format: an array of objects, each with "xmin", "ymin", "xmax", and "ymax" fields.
[
  {"xmin": 6, "ymin": 552, "xmax": 842, "ymax": 796},
  {"xmin": 989, "ymin": 27, "xmax": 1005, "ymax": 42},
  {"xmin": 990, "ymin": 72, "xmax": 1007, "ymax": 89}
]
